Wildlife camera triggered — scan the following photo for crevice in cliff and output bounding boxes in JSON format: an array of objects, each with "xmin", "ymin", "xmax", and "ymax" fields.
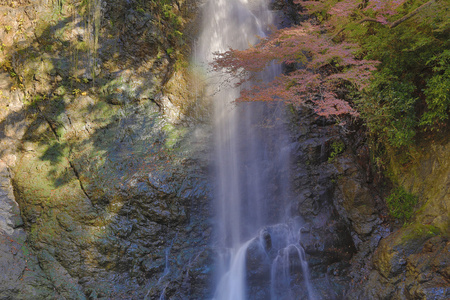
[
  {"xmin": 36, "ymin": 105, "xmax": 94, "ymax": 206},
  {"xmin": 67, "ymin": 158, "xmax": 94, "ymax": 207},
  {"xmin": 37, "ymin": 106, "xmax": 60, "ymax": 141}
]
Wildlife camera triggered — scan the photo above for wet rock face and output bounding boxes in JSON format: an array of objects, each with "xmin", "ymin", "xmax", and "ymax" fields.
[
  {"xmin": 287, "ymin": 109, "xmax": 448, "ymax": 300},
  {"xmin": 270, "ymin": 0, "xmax": 305, "ymax": 27},
  {"xmin": 1, "ymin": 0, "xmax": 213, "ymax": 299},
  {"xmin": 346, "ymin": 137, "xmax": 450, "ymax": 299},
  {"xmin": 12, "ymin": 102, "xmax": 214, "ymax": 299},
  {"xmin": 358, "ymin": 233, "xmax": 450, "ymax": 300},
  {"xmin": 240, "ymin": 89, "xmax": 449, "ymax": 300},
  {"xmin": 284, "ymin": 108, "xmax": 364, "ymax": 298},
  {"xmin": 406, "ymin": 236, "xmax": 450, "ymax": 299},
  {"xmin": 271, "ymin": 105, "xmax": 450, "ymax": 300}
]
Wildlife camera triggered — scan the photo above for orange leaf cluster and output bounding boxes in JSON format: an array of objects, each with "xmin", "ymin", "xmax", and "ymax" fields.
[{"xmin": 212, "ymin": 21, "xmax": 379, "ymax": 117}]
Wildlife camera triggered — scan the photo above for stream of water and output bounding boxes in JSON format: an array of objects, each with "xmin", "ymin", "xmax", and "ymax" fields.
[{"xmin": 196, "ymin": 0, "xmax": 315, "ymax": 299}]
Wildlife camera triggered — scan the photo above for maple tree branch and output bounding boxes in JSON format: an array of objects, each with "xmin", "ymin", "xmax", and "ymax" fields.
[
  {"xmin": 389, "ymin": 0, "xmax": 436, "ymax": 28},
  {"xmin": 331, "ymin": 0, "xmax": 437, "ymax": 40}
]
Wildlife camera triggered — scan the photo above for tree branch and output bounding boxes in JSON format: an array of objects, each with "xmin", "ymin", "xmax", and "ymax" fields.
[
  {"xmin": 389, "ymin": 0, "xmax": 436, "ymax": 29},
  {"xmin": 331, "ymin": 0, "xmax": 438, "ymax": 40},
  {"xmin": 331, "ymin": 18, "xmax": 380, "ymax": 39}
]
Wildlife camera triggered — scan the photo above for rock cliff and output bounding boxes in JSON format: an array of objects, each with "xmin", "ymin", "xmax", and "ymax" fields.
[
  {"xmin": 0, "ymin": 0, "xmax": 448, "ymax": 299},
  {"xmin": 1, "ymin": 0, "xmax": 214, "ymax": 299}
]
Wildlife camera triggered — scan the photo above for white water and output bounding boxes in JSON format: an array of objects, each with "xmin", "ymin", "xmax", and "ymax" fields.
[
  {"xmin": 196, "ymin": 0, "xmax": 315, "ymax": 299},
  {"xmin": 214, "ymin": 240, "xmax": 252, "ymax": 300},
  {"xmin": 269, "ymin": 225, "xmax": 316, "ymax": 300}
]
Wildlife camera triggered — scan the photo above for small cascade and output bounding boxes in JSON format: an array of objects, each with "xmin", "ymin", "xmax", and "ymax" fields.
[
  {"xmin": 195, "ymin": 0, "xmax": 316, "ymax": 299},
  {"xmin": 144, "ymin": 234, "xmax": 177, "ymax": 300},
  {"xmin": 159, "ymin": 233, "xmax": 177, "ymax": 284},
  {"xmin": 159, "ymin": 284, "xmax": 169, "ymax": 300},
  {"xmin": 214, "ymin": 240, "xmax": 252, "ymax": 300},
  {"xmin": 269, "ymin": 228, "xmax": 315, "ymax": 300},
  {"xmin": 161, "ymin": 246, "xmax": 171, "ymax": 279}
]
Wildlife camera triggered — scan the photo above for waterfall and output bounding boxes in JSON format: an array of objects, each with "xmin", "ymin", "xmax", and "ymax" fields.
[{"xmin": 196, "ymin": 0, "xmax": 315, "ymax": 299}]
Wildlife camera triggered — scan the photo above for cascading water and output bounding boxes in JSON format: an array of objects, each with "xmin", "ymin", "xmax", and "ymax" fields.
[{"xmin": 196, "ymin": 0, "xmax": 315, "ymax": 299}]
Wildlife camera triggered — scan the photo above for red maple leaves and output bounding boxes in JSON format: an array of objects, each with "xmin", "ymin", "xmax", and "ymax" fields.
[
  {"xmin": 212, "ymin": 20, "xmax": 378, "ymax": 117},
  {"xmin": 212, "ymin": 0, "xmax": 432, "ymax": 118}
]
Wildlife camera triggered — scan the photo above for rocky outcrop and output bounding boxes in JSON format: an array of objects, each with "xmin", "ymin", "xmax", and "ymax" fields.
[
  {"xmin": 0, "ymin": 160, "xmax": 57, "ymax": 300},
  {"xmin": 351, "ymin": 139, "xmax": 450, "ymax": 299},
  {"xmin": 12, "ymin": 100, "xmax": 213, "ymax": 299},
  {"xmin": 278, "ymin": 106, "xmax": 449, "ymax": 299},
  {"xmin": 280, "ymin": 108, "xmax": 385, "ymax": 299},
  {"xmin": 1, "ymin": 0, "xmax": 214, "ymax": 299}
]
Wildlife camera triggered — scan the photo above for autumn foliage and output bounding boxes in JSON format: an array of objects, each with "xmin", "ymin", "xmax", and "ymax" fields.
[
  {"xmin": 212, "ymin": 23, "xmax": 378, "ymax": 116},
  {"xmin": 212, "ymin": 0, "xmax": 449, "ymax": 146}
]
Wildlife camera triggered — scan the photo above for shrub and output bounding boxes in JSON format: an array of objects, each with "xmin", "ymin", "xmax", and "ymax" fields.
[
  {"xmin": 421, "ymin": 50, "xmax": 450, "ymax": 128},
  {"xmin": 386, "ymin": 186, "xmax": 418, "ymax": 222},
  {"xmin": 328, "ymin": 140, "xmax": 345, "ymax": 161}
]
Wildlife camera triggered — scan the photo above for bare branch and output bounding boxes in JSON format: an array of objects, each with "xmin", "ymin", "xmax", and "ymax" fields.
[
  {"xmin": 389, "ymin": 0, "xmax": 437, "ymax": 28},
  {"xmin": 331, "ymin": 0, "xmax": 438, "ymax": 40}
]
